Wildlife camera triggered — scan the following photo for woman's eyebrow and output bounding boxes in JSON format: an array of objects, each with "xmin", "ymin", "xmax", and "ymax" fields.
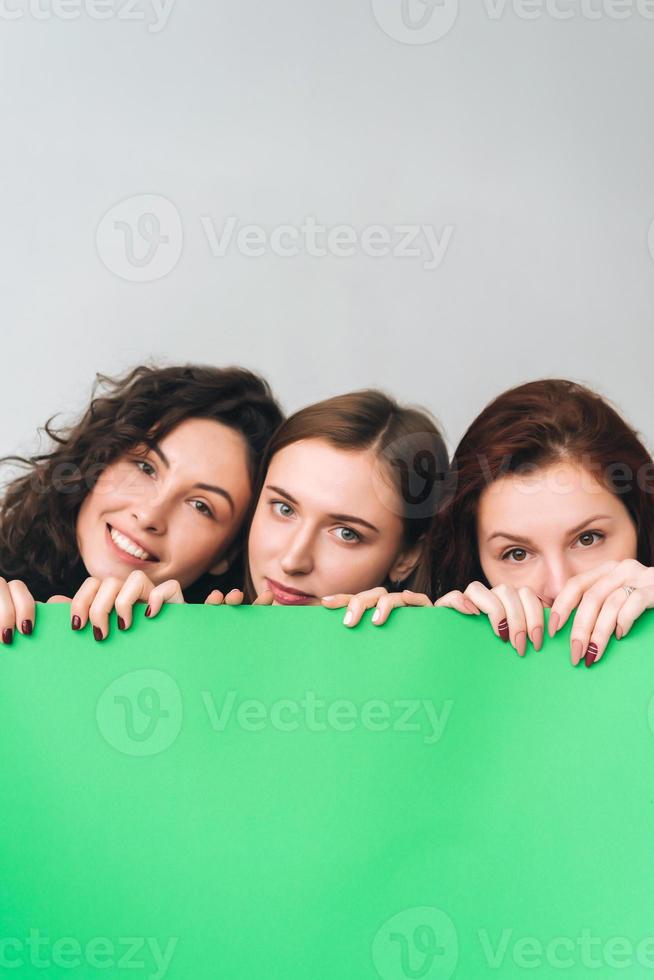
[
  {"xmin": 566, "ymin": 514, "xmax": 613, "ymax": 535},
  {"xmin": 329, "ymin": 513, "xmax": 380, "ymax": 534},
  {"xmin": 151, "ymin": 444, "xmax": 169, "ymax": 466},
  {"xmin": 194, "ymin": 483, "xmax": 235, "ymax": 514},
  {"xmin": 266, "ymin": 486, "xmax": 379, "ymax": 533},
  {"xmin": 152, "ymin": 445, "xmax": 234, "ymax": 513},
  {"xmin": 267, "ymin": 484, "xmax": 299, "ymax": 505},
  {"xmin": 487, "ymin": 514, "xmax": 614, "ymax": 545},
  {"xmin": 487, "ymin": 530, "xmax": 534, "ymax": 545}
]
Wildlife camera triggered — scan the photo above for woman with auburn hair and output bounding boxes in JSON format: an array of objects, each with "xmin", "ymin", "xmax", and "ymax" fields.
[
  {"xmin": 140, "ymin": 389, "xmax": 448, "ymax": 619},
  {"xmin": 0, "ymin": 364, "xmax": 283, "ymax": 640},
  {"xmin": 361, "ymin": 379, "xmax": 654, "ymax": 668}
]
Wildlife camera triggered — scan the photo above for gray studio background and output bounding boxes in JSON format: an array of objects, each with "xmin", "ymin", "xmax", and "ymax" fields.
[{"xmin": 2, "ymin": 0, "xmax": 653, "ymax": 460}]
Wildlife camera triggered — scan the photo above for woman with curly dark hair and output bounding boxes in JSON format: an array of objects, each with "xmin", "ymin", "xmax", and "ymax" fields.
[{"xmin": 0, "ymin": 363, "xmax": 283, "ymax": 641}]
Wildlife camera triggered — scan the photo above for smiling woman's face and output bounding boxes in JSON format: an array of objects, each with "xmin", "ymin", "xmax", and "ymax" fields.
[
  {"xmin": 477, "ymin": 460, "xmax": 639, "ymax": 603},
  {"xmin": 76, "ymin": 417, "xmax": 252, "ymax": 589},
  {"xmin": 247, "ymin": 438, "xmax": 414, "ymax": 604}
]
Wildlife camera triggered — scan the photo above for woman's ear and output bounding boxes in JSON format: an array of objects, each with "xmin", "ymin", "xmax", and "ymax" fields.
[{"xmin": 388, "ymin": 538, "xmax": 424, "ymax": 587}]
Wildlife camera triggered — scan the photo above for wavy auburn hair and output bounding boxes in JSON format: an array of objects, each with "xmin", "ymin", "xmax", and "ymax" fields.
[
  {"xmin": 0, "ymin": 364, "xmax": 283, "ymax": 596},
  {"xmin": 428, "ymin": 379, "xmax": 654, "ymax": 597},
  {"xmin": 245, "ymin": 389, "xmax": 449, "ymax": 598}
]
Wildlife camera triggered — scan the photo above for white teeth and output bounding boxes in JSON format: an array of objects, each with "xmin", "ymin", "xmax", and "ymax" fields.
[{"xmin": 109, "ymin": 527, "xmax": 151, "ymax": 561}]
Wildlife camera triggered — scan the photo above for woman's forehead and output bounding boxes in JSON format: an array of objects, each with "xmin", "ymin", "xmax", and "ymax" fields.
[
  {"xmin": 265, "ymin": 439, "xmax": 392, "ymax": 516},
  {"xmin": 478, "ymin": 462, "xmax": 624, "ymax": 536}
]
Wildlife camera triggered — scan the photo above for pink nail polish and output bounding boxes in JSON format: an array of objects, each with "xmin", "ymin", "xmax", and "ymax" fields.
[
  {"xmin": 515, "ymin": 631, "xmax": 527, "ymax": 657},
  {"xmin": 616, "ymin": 625, "xmax": 623, "ymax": 640},
  {"xmin": 531, "ymin": 626, "xmax": 543, "ymax": 652},
  {"xmin": 548, "ymin": 611, "xmax": 560, "ymax": 637},
  {"xmin": 571, "ymin": 639, "xmax": 583, "ymax": 665}
]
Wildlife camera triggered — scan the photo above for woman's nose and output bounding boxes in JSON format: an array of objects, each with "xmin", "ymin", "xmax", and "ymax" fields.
[
  {"xmin": 279, "ymin": 529, "xmax": 314, "ymax": 576},
  {"xmin": 540, "ymin": 556, "xmax": 574, "ymax": 601},
  {"xmin": 131, "ymin": 491, "xmax": 168, "ymax": 533}
]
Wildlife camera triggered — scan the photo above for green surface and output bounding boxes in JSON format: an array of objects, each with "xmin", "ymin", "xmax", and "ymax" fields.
[{"xmin": 1, "ymin": 603, "xmax": 654, "ymax": 978}]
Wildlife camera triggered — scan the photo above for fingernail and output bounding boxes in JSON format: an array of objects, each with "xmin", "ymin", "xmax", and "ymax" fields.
[
  {"xmin": 71, "ymin": 615, "xmax": 81, "ymax": 631},
  {"xmin": 548, "ymin": 611, "xmax": 560, "ymax": 638},
  {"xmin": 93, "ymin": 626, "xmax": 104, "ymax": 642},
  {"xmin": 145, "ymin": 605, "xmax": 152, "ymax": 618},
  {"xmin": 21, "ymin": 619, "xmax": 33, "ymax": 636},
  {"xmin": 616, "ymin": 625, "xmax": 623, "ymax": 640},
  {"xmin": 343, "ymin": 610, "xmax": 353, "ymax": 626},
  {"xmin": 322, "ymin": 595, "xmax": 335, "ymax": 602},
  {"xmin": 571, "ymin": 639, "xmax": 583, "ymax": 665},
  {"xmin": 515, "ymin": 631, "xmax": 527, "ymax": 657},
  {"xmin": 2, "ymin": 628, "xmax": 13, "ymax": 645},
  {"xmin": 372, "ymin": 610, "xmax": 381, "ymax": 624},
  {"xmin": 531, "ymin": 626, "xmax": 543, "ymax": 652},
  {"xmin": 463, "ymin": 598, "xmax": 479, "ymax": 615},
  {"xmin": 498, "ymin": 619, "xmax": 510, "ymax": 642},
  {"xmin": 117, "ymin": 616, "xmax": 126, "ymax": 631},
  {"xmin": 585, "ymin": 642, "xmax": 598, "ymax": 668}
]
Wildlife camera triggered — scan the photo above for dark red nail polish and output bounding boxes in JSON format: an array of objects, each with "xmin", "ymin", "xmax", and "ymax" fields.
[
  {"xmin": 21, "ymin": 619, "xmax": 33, "ymax": 635},
  {"xmin": 71, "ymin": 615, "xmax": 81, "ymax": 631},
  {"xmin": 2, "ymin": 628, "xmax": 13, "ymax": 645},
  {"xmin": 145, "ymin": 605, "xmax": 152, "ymax": 618},
  {"xmin": 93, "ymin": 626, "xmax": 104, "ymax": 642},
  {"xmin": 585, "ymin": 642, "xmax": 598, "ymax": 668},
  {"xmin": 117, "ymin": 616, "xmax": 126, "ymax": 631},
  {"xmin": 498, "ymin": 619, "xmax": 510, "ymax": 642}
]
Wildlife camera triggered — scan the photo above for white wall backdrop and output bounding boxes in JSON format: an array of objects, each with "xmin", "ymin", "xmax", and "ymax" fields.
[{"xmin": 1, "ymin": 0, "xmax": 653, "ymax": 459}]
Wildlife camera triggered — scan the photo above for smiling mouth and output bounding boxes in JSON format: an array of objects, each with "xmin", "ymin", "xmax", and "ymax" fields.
[
  {"xmin": 265, "ymin": 578, "xmax": 316, "ymax": 605},
  {"xmin": 107, "ymin": 524, "xmax": 159, "ymax": 563}
]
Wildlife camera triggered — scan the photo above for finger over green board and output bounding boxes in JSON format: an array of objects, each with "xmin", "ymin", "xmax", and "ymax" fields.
[{"xmin": 1, "ymin": 604, "xmax": 654, "ymax": 979}]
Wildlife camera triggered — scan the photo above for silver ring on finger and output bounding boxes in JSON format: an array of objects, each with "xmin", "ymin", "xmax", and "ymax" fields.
[{"xmin": 623, "ymin": 585, "xmax": 637, "ymax": 598}]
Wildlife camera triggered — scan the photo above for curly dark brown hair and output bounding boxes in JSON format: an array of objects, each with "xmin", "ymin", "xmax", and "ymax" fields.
[{"xmin": 0, "ymin": 364, "xmax": 283, "ymax": 599}]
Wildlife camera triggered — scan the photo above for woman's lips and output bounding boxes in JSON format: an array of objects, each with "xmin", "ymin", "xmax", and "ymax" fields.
[
  {"xmin": 265, "ymin": 578, "xmax": 316, "ymax": 606},
  {"xmin": 105, "ymin": 524, "xmax": 159, "ymax": 567}
]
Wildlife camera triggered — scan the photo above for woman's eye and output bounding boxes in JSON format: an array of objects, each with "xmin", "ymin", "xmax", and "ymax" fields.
[
  {"xmin": 333, "ymin": 526, "xmax": 361, "ymax": 544},
  {"xmin": 577, "ymin": 531, "xmax": 604, "ymax": 548},
  {"xmin": 272, "ymin": 501, "xmax": 295, "ymax": 518},
  {"xmin": 190, "ymin": 500, "xmax": 213, "ymax": 518},
  {"xmin": 502, "ymin": 547, "xmax": 528, "ymax": 562},
  {"xmin": 134, "ymin": 459, "xmax": 156, "ymax": 477}
]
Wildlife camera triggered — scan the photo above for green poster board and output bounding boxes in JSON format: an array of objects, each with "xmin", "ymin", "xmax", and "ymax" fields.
[{"xmin": 1, "ymin": 604, "xmax": 654, "ymax": 978}]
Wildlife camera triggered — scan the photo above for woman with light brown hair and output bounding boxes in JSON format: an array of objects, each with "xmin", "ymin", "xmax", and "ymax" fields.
[
  {"xmin": 140, "ymin": 388, "xmax": 449, "ymax": 620},
  {"xmin": 360, "ymin": 379, "xmax": 654, "ymax": 668}
]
